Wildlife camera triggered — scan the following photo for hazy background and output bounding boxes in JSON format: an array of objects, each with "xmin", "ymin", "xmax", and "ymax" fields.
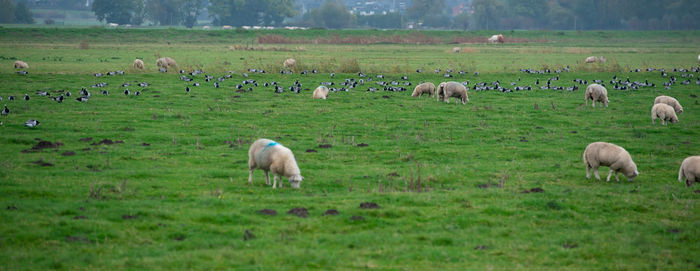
[{"xmin": 0, "ymin": 0, "xmax": 698, "ymax": 30}]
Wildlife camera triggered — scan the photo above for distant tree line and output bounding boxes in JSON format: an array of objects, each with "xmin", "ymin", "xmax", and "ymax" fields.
[
  {"xmin": 0, "ymin": 0, "xmax": 35, "ymax": 24},
  {"xmin": 5, "ymin": 0, "xmax": 699, "ymax": 30}
]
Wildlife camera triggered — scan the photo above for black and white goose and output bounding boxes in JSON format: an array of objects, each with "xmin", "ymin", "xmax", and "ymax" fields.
[
  {"xmin": 24, "ymin": 94, "xmax": 29, "ymax": 101},
  {"xmin": 65, "ymin": 91, "xmax": 71, "ymax": 97},
  {"xmin": 2, "ymin": 105, "xmax": 9, "ymax": 115},
  {"xmin": 76, "ymin": 96, "xmax": 89, "ymax": 102},
  {"xmin": 8, "ymin": 96, "xmax": 15, "ymax": 101},
  {"xmin": 102, "ymin": 90, "xmax": 109, "ymax": 95},
  {"xmin": 25, "ymin": 119, "xmax": 39, "ymax": 127},
  {"xmin": 124, "ymin": 89, "xmax": 130, "ymax": 95},
  {"xmin": 186, "ymin": 87, "xmax": 190, "ymax": 93}
]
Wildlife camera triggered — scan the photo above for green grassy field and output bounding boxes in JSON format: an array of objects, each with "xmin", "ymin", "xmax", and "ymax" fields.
[{"xmin": 0, "ymin": 28, "xmax": 699, "ymax": 270}]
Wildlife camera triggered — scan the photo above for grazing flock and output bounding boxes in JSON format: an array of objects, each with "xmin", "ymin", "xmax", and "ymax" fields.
[{"xmin": 5, "ymin": 54, "xmax": 700, "ymax": 188}]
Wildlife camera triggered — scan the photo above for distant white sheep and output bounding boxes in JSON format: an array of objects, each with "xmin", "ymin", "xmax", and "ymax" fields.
[
  {"xmin": 437, "ymin": 81, "xmax": 468, "ymax": 104},
  {"xmin": 133, "ymin": 59, "xmax": 144, "ymax": 70},
  {"xmin": 108, "ymin": 23, "xmax": 119, "ymax": 27},
  {"xmin": 411, "ymin": 82, "xmax": 435, "ymax": 98},
  {"xmin": 13, "ymin": 60, "xmax": 28, "ymax": 69},
  {"xmin": 651, "ymin": 103, "xmax": 678, "ymax": 125},
  {"xmin": 203, "ymin": 25, "xmax": 210, "ymax": 30},
  {"xmin": 222, "ymin": 25, "xmax": 233, "ymax": 30},
  {"xmin": 583, "ymin": 142, "xmax": 639, "ymax": 182},
  {"xmin": 155, "ymin": 57, "xmax": 177, "ymax": 70},
  {"xmin": 679, "ymin": 156, "xmax": 700, "ymax": 187},
  {"xmin": 312, "ymin": 86, "xmax": 329, "ymax": 99},
  {"xmin": 654, "ymin": 95, "xmax": 683, "ymax": 114},
  {"xmin": 452, "ymin": 47, "xmax": 460, "ymax": 53},
  {"xmin": 585, "ymin": 56, "xmax": 606, "ymax": 63},
  {"xmin": 488, "ymin": 34, "xmax": 504, "ymax": 44},
  {"xmin": 248, "ymin": 139, "xmax": 303, "ymax": 189},
  {"xmin": 585, "ymin": 83, "xmax": 608, "ymax": 107},
  {"xmin": 283, "ymin": 58, "xmax": 296, "ymax": 69}
]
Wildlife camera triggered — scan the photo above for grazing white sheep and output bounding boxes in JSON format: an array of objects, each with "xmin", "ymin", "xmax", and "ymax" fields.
[
  {"xmin": 133, "ymin": 59, "xmax": 144, "ymax": 70},
  {"xmin": 13, "ymin": 60, "xmax": 28, "ymax": 69},
  {"xmin": 697, "ymin": 54, "xmax": 699, "ymax": 64},
  {"xmin": 108, "ymin": 23, "xmax": 119, "ymax": 27},
  {"xmin": 248, "ymin": 139, "xmax": 303, "ymax": 189},
  {"xmin": 203, "ymin": 25, "xmax": 210, "ymax": 30},
  {"xmin": 583, "ymin": 142, "xmax": 639, "ymax": 182},
  {"xmin": 679, "ymin": 156, "xmax": 700, "ymax": 187},
  {"xmin": 597, "ymin": 56, "xmax": 606, "ymax": 63},
  {"xmin": 437, "ymin": 81, "xmax": 468, "ymax": 104},
  {"xmin": 585, "ymin": 83, "xmax": 608, "ymax": 107},
  {"xmin": 584, "ymin": 56, "xmax": 597, "ymax": 63},
  {"xmin": 222, "ymin": 25, "xmax": 233, "ymax": 30},
  {"xmin": 488, "ymin": 34, "xmax": 504, "ymax": 44},
  {"xmin": 412, "ymin": 82, "xmax": 436, "ymax": 98},
  {"xmin": 654, "ymin": 95, "xmax": 683, "ymax": 114},
  {"xmin": 312, "ymin": 86, "xmax": 329, "ymax": 99},
  {"xmin": 283, "ymin": 58, "xmax": 296, "ymax": 69},
  {"xmin": 155, "ymin": 57, "xmax": 177, "ymax": 69},
  {"xmin": 651, "ymin": 103, "xmax": 679, "ymax": 125},
  {"xmin": 452, "ymin": 47, "xmax": 460, "ymax": 53}
]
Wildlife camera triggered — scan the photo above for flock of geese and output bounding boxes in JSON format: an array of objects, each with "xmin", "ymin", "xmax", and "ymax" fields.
[{"xmin": 3, "ymin": 65, "xmax": 699, "ymax": 128}]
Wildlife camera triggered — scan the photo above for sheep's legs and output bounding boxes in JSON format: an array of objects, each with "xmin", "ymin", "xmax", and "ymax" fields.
[
  {"xmin": 593, "ymin": 167, "xmax": 601, "ymax": 180},
  {"xmin": 264, "ymin": 171, "xmax": 270, "ymax": 186},
  {"xmin": 606, "ymin": 169, "xmax": 615, "ymax": 182},
  {"xmin": 248, "ymin": 168, "xmax": 254, "ymax": 184},
  {"xmin": 614, "ymin": 171, "xmax": 620, "ymax": 182},
  {"xmin": 272, "ymin": 174, "xmax": 281, "ymax": 188},
  {"xmin": 586, "ymin": 165, "xmax": 591, "ymax": 179}
]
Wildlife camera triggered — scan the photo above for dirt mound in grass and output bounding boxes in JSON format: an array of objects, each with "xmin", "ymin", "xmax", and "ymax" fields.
[
  {"xmin": 287, "ymin": 207, "xmax": 308, "ymax": 218},
  {"xmin": 323, "ymin": 209, "xmax": 339, "ymax": 216},
  {"xmin": 258, "ymin": 209, "xmax": 277, "ymax": 216},
  {"xmin": 360, "ymin": 202, "xmax": 380, "ymax": 209},
  {"xmin": 23, "ymin": 140, "xmax": 63, "ymax": 152}
]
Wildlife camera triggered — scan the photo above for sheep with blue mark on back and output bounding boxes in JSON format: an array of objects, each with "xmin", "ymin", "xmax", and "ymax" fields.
[{"xmin": 248, "ymin": 139, "xmax": 303, "ymax": 189}]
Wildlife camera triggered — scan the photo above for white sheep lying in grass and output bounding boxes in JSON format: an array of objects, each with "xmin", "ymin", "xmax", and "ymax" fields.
[
  {"xmin": 654, "ymin": 95, "xmax": 683, "ymax": 114},
  {"xmin": 651, "ymin": 103, "xmax": 678, "ymax": 125},
  {"xmin": 248, "ymin": 139, "xmax": 303, "ymax": 189},
  {"xmin": 283, "ymin": 58, "xmax": 296, "ymax": 69},
  {"xmin": 133, "ymin": 59, "xmax": 144, "ymax": 70},
  {"xmin": 583, "ymin": 142, "xmax": 639, "ymax": 182},
  {"xmin": 585, "ymin": 83, "xmax": 608, "ymax": 107},
  {"xmin": 13, "ymin": 60, "xmax": 28, "ymax": 69},
  {"xmin": 155, "ymin": 57, "xmax": 177, "ymax": 70},
  {"xmin": 312, "ymin": 86, "xmax": 329, "ymax": 99},
  {"xmin": 452, "ymin": 47, "xmax": 460, "ymax": 53},
  {"xmin": 411, "ymin": 82, "xmax": 435, "ymax": 98},
  {"xmin": 679, "ymin": 156, "xmax": 700, "ymax": 187},
  {"xmin": 437, "ymin": 81, "xmax": 468, "ymax": 104}
]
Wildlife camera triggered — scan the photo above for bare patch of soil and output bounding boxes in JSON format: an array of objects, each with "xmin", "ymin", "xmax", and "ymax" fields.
[
  {"xmin": 62, "ymin": 151, "xmax": 76, "ymax": 156},
  {"xmin": 323, "ymin": 209, "xmax": 339, "ymax": 216},
  {"xmin": 258, "ymin": 209, "xmax": 277, "ymax": 216},
  {"xmin": 121, "ymin": 214, "xmax": 138, "ymax": 220},
  {"xmin": 387, "ymin": 172, "xmax": 399, "ymax": 177},
  {"xmin": 287, "ymin": 207, "xmax": 308, "ymax": 218},
  {"xmin": 6, "ymin": 205, "xmax": 18, "ymax": 210},
  {"xmin": 318, "ymin": 144, "xmax": 332, "ymax": 149},
  {"xmin": 31, "ymin": 159, "xmax": 54, "ymax": 167},
  {"xmin": 360, "ymin": 202, "xmax": 380, "ymax": 209},
  {"xmin": 350, "ymin": 215, "xmax": 365, "ymax": 221},
  {"xmin": 356, "ymin": 143, "xmax": 369, "ymax": 147},
  {"xmin": 562, "ymin": 242, "xmax": 578, "ymax": 249},
  {"xmin": 474, "ymin": 245, "xmax": 488, "ymax": 250},
  {"xmin": 243, "ymin": 229, "xmax": 256, "ymax": 241},
  {"xmin": 521, "ymin": 187, "xmax": 544, "ymax": 193},
  {"xmin": 73, "ymin": 215, "xmax": 87, "ymax": 220},
  {"xmin": 79, "ymin": 137, "xmax": 93, "ymax": 142},
  {"xmin": 23, "ymin": 140, "xmax": 63, "ymax": 152},
  {"xmin": 305, "ymin": 149, "xmax": 317, "ymax": 153}
]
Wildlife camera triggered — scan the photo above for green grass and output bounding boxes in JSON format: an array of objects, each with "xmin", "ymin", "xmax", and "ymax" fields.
[{"xmin": 0, "ymin": 28, "xmax": 699, "ymax": 270}]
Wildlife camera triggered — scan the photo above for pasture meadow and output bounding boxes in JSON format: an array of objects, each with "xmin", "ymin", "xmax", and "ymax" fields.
[{"xmin": 0, "ymin": 28, "xmax": 698, "ymax": 270}]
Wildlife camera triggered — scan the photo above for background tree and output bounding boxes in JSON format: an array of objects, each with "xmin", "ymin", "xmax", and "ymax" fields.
[
  {"xmin": 14, "ymin": 2, "xmax": 35, "ymax": 24},
  {"xmin": 302, "ymin": 0, "xmax": 354, "ymax": 29},
  {"xmin": 406, "ymin": 0, "xmax": 446, "ymax": 27},
  {"xmin": 92, "ymin": 0, "xmax": 136, "ymax": 24},
  {"xmin": 471, "ymin": 0, "xmax": 503, "ymax": 30},
  {"xmin": 208, "ymin": 0, "xmax": 296, "ymax": 27},
  {"xmin": 452, "ymin": 12, "xmax": 469, "ymax": 30},
  {"xmin": 0, "ymin": 0, "xmax": 16, "ymax": 23}
]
